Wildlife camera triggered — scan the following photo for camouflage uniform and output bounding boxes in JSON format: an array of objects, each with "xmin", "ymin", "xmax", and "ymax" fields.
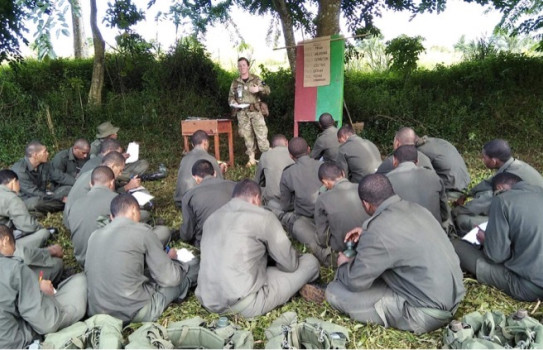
[{"xmin": 229, "ymin": 74, "xmax": 270, "ymax": 160}]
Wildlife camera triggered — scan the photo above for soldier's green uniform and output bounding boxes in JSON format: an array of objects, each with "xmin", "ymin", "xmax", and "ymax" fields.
[
  {"xmin": 174, "ymin": 148, "xmax": 223, "ymax": 208},
  {"xmin": 63, "ymin": 170, "xmax": 92, "ymax": 229},
  {"xmin": 65, "ymin": 170, "xmax": 170, "ymax": 245},
  {"xmin": 376, "ymin": 151, "xmax": 434, "ymax": 174},
  {"xmin": 67, "ymin": 185, "xmax": 118, "ymax": 267},
  {"xmin": 0, "ymin": 254, "xmax": 87, "ymax": 349},
  {"xmin": 453, "ymin": 182, "xmax": 543, "ymax": 301},
  {"xmin": 196, "ymin": 198, "xmax": 320, "ymax": 317},
  {"xmin": 453, "ymin": 158, "xmax": 543, "ymax": 233},
  {"xmin": 78, "ymin": 154, "xmax": 102, "ymax": 176},
  {"xmin": 314, "ymin": 178, "xmax": 370, "ymax": 266},
  {"xmin": 11, "ymin": 158, "xmax": 74, "ymax": 213},
  {"xmin": 310, "ymin": 126, "xmax": 339, "ymax": 162},
  {"xmin": 51, "ymin": 147, "xmax": 89, "ymax": 179},
  {"xmin": 0, "ymin": 185, "xmax": 61, "ymax": 281},
  {"xmin": 326, "ymin": 195, "xmax": 465, "ymax": 334},
  {"xmin": 91, "ymin": 138, "xmax": 149, "ymax": 181},
  {"xmin": 254, "ymin": 145, "xmax": 294, "ymax": 213},
  {"xmin": 0, "ymin": 184, "xmax": 50, "ymax": 248},
  {"xmin": 279, "ymin": 155, "xmax": 324, "ymax": 261},
  {"xmin": 386, "ymin": 162, "xmax": 450, "ymax": 224},
  {"xmin": 86, "ymin": 216, "xmax": 196, "ymax": 322},
  {"xmin": 416, "ymin": 136, "xmax": 471, "ymax": 196},
  {"xmin": 180, "ymin": 176, "xmax": 236, "ymax": 247},
  {"xmin": 229, "ymin": 74, "xmax": 270, "ymax": 159},
  {"xmin": 336, "ymin": 135, "xmax": 382, "ymax": 183}
]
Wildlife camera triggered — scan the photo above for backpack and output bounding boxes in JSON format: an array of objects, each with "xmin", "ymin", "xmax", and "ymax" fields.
[
  {"xmin": 125, "ymin": 316, "xmax": 254, "ymax": 349},
  {"xmin": 443, "ymin": 309, "xmax": 543, "ymax": 349},
  {"xmin": 265, "ymin": 312, "xmax": 350, "ymax": 349},
  {"xmin": 42, "ymin": 314, "xmax": 124, "ymax": 349}
]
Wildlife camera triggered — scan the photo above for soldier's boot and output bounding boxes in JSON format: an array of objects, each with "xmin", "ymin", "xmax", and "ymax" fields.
[{"xmin": 246, "ymin": 154, "xmax": 257, "ymax": 167}]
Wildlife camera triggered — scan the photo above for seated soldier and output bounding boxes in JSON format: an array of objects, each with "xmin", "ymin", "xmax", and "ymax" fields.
[
  {"xmin": 0, "ymin": 170, "xmax": 63, "ymax": 282},
  {"xmin": 326, "ymin": 174, "xmax": 465, "ymax": 334},
  {"xmin": 0, "ymin": 225, "xmax": 87, "ymax": 349},
  {"xmin": 314, "ymin": 162, "xmax": 370, "ymax": 267},
  {"xmin": 79, "ymin": 138, "xmax": 122, "ymax": 176},
  {"xmin": 196, "ymin": 180, "xmax": 320, "ymax": 317},
  {"xmin": 64, "ymin": 151, "xmax": 140, "ymax": 229},
  {"xmin": 336, "ymin": 125, "xmax": 382, "ymax": 183},
  {"xmin": 11, "ymin": 141, "xmax": 75, "ymax": 214},
  {"xmin": 310, "ymin": 113, "xmax": 340, "ymax": 162},
  {"xmin": 376, "ymin": 127, "xmax": 434, "ymax": 174},
  {"xmin": 65, "ymin": 152, "xmax": 170, "ymax": 245},
  {"xmin": 86, "ymin": 194, "xmax": 198, "ymax": 323},
  {"xmin": 386, "ymin": 145, "xmax": 450, "ymax": 226},
  {"xmin": 254, "ymin": 134, "xmax": 294, "ymax": 216},
  {"xmin": 452, "ymin": 173, "xmax": 543, "ymax": 301},
  {"xmin": 68, "ymin": 166, "xmax": 117, "ymax": 267},
  {"xmin": 180, "ymin": 159, "xmax": 236, "ymax": 247},
  {"xmin": 0, "ymin": 169, "xmax": 51, "ymax": 248},
  {"xmin": 90, "ymin": 121, "xmax": 149, "ymax": 181},
  {"xmin": 174, "ymin": 130, "xmax": 227, "ymax": 208},
  {"xmin": 453, "ymin": 139, "xmax": 543, "ymax": 234},
  {"xmin": 51, "ymin": 138, "xmax": 90, "ymax": 179},
  {"xmin": 414, "ymin": 133, "xmax": 470, "ymax": 199},
  {"xmin": 280, "ymin": 137, "xmax": 324, "ymax": 261}
]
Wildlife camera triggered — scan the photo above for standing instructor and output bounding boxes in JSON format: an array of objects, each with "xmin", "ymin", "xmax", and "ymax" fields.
[{"xmin": 229, "ymin": 57, "xmax": 270, "ymax": 167}]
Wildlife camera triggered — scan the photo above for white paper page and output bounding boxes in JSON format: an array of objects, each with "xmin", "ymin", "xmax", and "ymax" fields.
[
  {"xmin": 462, "ymin": 221, "xmax": 488, "ymax": 245},
  {"xmin": 176, "ymin": 248, "xmax": 195, "ymax": 263},
  {"xmin": 131, "ymin": 191, "xmax": 154, "ymax": 206},
  {"xmin": 230, "ymin": 103, "xmax": 250, "ymax": 109},
  {"xmin": 125, "ymin": 142, "xmax": 139, "ymax": 164}
]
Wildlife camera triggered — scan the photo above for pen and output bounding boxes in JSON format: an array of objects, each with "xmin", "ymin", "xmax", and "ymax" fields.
[{"xmin": 39, "ymin": 270, "xmax": 43, "ymax": 283}]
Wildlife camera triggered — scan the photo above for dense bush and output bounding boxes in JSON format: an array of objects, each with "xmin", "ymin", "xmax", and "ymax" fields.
[{"xmin": 1, "ymin": 49, "xmax": 542, "ymax": 166}]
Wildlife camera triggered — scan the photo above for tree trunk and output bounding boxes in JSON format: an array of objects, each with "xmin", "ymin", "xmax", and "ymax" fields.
[
  {"xmin": 271, "ymin": 0, "xmax": 296, "ymax": 74},
  {"xmin": 316, "ymin": 0, "xmax": 341, "ymax": 37},
  {"xmin": 71, "ymin": 0, "xmax": 87, "ymax": 58},
  {"xmin": 88, "ymin": 0, "xmax": 105, "ymax": 106}
]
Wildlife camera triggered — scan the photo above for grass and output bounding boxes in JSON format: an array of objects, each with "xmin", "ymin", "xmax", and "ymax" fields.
[{"xmin": 34, "ymin": 147, "xmax": 543, "ymax": 349}]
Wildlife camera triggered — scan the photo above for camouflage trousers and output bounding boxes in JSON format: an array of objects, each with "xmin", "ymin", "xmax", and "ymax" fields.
[{"xmin": 236, "ymin": 110, "xmax": 270, "ymax": 157}]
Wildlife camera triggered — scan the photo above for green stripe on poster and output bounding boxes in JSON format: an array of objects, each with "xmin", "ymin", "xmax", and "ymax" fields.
[{"xmin": 315, "ymin": 35, "xmax": 344, "ymax": 126}]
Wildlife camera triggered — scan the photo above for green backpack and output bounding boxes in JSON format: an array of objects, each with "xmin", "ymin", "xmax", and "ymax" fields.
[
  {"xmin": 42, "ymin": 314, "xmax": 124, "ymax": 349},
  {"xmin": 443, "ymin": 309, "xmax": 543, "ymax": 349},
  {"xmin": 265, "ymin": 312, "xmax": 350, "ymax": 349},
  {"xmin": 125, "ymin": 316, "xmax": 254, "ymax": 349}
]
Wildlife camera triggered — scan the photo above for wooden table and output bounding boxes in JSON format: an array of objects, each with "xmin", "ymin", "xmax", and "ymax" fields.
[{"xmin": 180, "ymin": 119, "xmax": 234, "ymax": 167}]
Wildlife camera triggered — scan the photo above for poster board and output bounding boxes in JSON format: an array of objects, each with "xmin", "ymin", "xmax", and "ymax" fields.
[{"xmin": 294, "ymin": 34, "xmax": 345, "ymax": 136}]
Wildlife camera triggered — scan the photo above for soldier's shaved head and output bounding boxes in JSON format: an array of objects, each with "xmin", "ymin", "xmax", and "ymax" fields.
[
  {"xmin": 191, "ymin": 130, "xmax": 209, "ymax": 147},
  {"xmin": 483, "ymin": 139, "xmax": 511, "ymax": 163},
  {"xmin": 288, "ymin": 137, "xmax": 309, "ymax": 159},
  {"xmin": 110, "ymin": 194, "xmax": 139, "ymax": 217},
  {"xmin": 358, "ymin": 174, "xmax": 395, "ymax": 207},
  {"xmin": 319, "ymin": 113, "xmax": 335, "ymax": 129},
  {"xmin": 91, "ymin": 166, "xmax": 115, "ymax": 186},
  {"xmin": 232, "ymin": 179, "xmax": 261, "ymax": 200},
  {"xmin": 318, "ymin": 162, "xmax": 343, "ymax": 182},
  {"xmin": 394, "ymin": 127, "xmax": 416, "ymax": 145},
  {"xmin": 337, "ymin": 125, "xmax": 355, "ymax": 139},
  {"xmin": 491, "ymin": 172, "xmax": 522, "ymax": 192},
  {"xmin": 271, "ymin": 134, "xmax": 288, "ymax": 148},
  {"xmin": 74, "ymin": 138, "xmax": 90, "ymax": 149},
  {"xmin": 192, "ymin": 159, "xmax": 215, "ymax": 178},
  {"xmin": 393, "ymin": 145, "xmax": 418, "ymax": 164},
  {"xmin": 101, "ymin": 151, "xmax": 125, "ymax": 168},
  {"xmin": 25, "ymin": 141, "xmax": 45, "ymax": 158},
  {"xmin": 99, "ymin": 139, "xmax": 122, "ymax": 155}
]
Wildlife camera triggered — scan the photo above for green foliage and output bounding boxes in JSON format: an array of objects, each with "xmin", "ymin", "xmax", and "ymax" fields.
[
  {"xmin": 385, "ymin": 35, "xmax": 425, "ymax": 75},
  {"xmin": 0, "ymin": 0, "xmax": 29, "ymax": 62}
]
